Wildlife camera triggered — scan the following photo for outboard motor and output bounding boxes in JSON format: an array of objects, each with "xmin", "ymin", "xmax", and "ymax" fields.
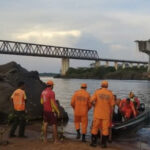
[{"xmin": 138, "ymin": 103, "xmax": 145, "ymax": 112}]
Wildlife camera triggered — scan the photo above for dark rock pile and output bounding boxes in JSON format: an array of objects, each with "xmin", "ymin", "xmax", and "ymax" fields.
[{"xmin": 0, "ymin": 62, "xmax": 68, "ymax": 123}]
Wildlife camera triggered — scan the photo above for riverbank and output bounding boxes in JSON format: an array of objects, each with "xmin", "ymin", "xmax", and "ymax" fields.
[
  {"xmin": 0, "ymin": 123, "xmax": 150, "ymax": 150},
  {"xmin": 58, "ymin": 66, "xmax": 150, "ymax": 80}
]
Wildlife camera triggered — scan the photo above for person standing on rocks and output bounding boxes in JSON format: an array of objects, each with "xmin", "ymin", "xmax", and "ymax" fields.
[
  {"xmin": 40, "ymin": 80, "xmax": 60, "ymax": 143},
  {"xmin": 9, "ymin": 81, "xmax": 27, "ymax": 138},
  {"xmin": 71, "ymin": 83, "xmax": 91, "ymax": 142}
]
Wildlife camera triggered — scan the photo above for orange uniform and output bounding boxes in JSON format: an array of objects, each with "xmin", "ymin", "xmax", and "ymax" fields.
[
  {"xmin": 71, "ymin": 89, "xmax": 91, "ymax": 134},
  {"xmin": 91, "ymin": 88, "xmax": 115, "ymax": 136},
  {"xmin": 11, "ymin": 89, "xmax": 27, "ymax": 111},
  {"xmin": 120, "ymin": 99, "xmax": 136, "ymax": 119}
]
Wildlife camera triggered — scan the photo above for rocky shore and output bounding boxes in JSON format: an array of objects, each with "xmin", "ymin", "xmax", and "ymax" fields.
[{"xmin": 0, "ymin": 62, "xmax": 68, "ymax": 123}]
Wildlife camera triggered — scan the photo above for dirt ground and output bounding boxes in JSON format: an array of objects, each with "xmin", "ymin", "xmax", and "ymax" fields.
[{"xmin": 0, "ymin": 124, "xmax": 150, "ymax": 150}]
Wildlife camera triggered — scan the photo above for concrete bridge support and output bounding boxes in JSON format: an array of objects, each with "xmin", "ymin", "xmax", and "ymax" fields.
[
  {"xmin": 95, "ymin": 60, "xmax": 100, "ymax": 67},
  {"xmin": 137, "ymin": 63, "xmax": 140, "ymax": 68},
  {"xmin": 105, "ymin": 61, "xmax": 109, "ymax": 67},
  {"xmin": 129, "ymin": 63, "xmax": 133, "ymax": 68},
  {"xmin": 148, "ymin": 54, "xmax": 150, "ymax": 72},
  {"xmin": 114, "ymin": 62, "xmax": 118, "ymax": 70},
  {"xmin": 122, "ymin": 63, "xmax": 126, "ymax": 69},
  {"xmin": 61, "ymin": 58, "xmax": 70, "ymax": 76}
]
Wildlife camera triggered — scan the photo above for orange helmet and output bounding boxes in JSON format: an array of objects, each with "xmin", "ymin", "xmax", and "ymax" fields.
[
  {"xmin": 46, "ymin": 80, "xmax": 54, "ymax": 86},
  {"xmin": 81, "ymin": 83, "xmax": 87, "ymax": 88},
  {"xmin": 101, "ymin": 80, "xmax": 108, "ymax": 88}
]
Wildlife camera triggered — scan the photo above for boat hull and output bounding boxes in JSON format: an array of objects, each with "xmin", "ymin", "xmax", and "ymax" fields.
[{"xmin": 112, "ymin": 109, "xmax": 150, "ymax": 135}]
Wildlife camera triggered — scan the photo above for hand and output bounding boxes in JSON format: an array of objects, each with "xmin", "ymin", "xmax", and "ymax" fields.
[{"xmin": 57, "ymin": 112, "xmax": 60, "ymax": 118}]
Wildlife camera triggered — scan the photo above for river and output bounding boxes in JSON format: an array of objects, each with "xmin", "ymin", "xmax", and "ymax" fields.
[{"xmin": 40, "ymin": 77, "xmax": 150, "ymax": 148}]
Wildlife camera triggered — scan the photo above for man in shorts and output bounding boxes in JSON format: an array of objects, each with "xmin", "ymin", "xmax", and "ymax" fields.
[{"xmin": 41, "ymin": 80, "xmax": 60, "ymax": 143}]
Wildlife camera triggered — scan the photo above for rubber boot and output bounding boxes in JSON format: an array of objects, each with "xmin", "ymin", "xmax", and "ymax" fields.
[
  {"xmin": 101, "ymin": 135, "xmax": 108, "ymax": 148},
  {"xmin": 76, "ymin": 129, "xmax": 81, "ymax": 139},
  {"xmin": 82, "ymin": 134, "xmax": 86, "ymax": 142},
  {"xmin": 90, "ymin": 134, "xmax": 97, "ymax": 147}
]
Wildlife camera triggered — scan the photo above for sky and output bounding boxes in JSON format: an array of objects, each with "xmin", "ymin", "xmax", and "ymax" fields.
[{"xmin": 0, "ymin": 0, "xmax": 150, "ymax": 73}]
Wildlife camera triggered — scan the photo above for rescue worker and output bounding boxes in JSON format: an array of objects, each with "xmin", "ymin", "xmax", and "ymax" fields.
[
  {"xmin": 90, "ymin": 80, "xmax": 115, "ymax": 148},
  {"xmin": 113, "ymin": 96, "xmax": 122, "ymax": 122},
  {"xmin": 129, "ymin": 92, "xmax": 140, "ymax": 113},
  {"xmin": 40, "ymin": 80, "xmax": 60, "ymax": 143},
  {"xmin": 119, "ymin": 98, "xmax": 136, "ymax": 120},
  {"xmin": 9, "ymin": 81, "xmax": 27, "ymax": 138},
  {"xmin": 71, "ymin": 83, "xmax": 91, "ymax": 142}
]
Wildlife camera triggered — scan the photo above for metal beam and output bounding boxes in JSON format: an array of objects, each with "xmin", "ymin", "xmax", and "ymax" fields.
[{"xmin": 0, "ymin": 40, "xmax": 99, "ymax": 60}]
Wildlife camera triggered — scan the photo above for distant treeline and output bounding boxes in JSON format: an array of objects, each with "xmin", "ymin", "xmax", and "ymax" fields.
[
  {"xmin": 63, "ymin": 66, "xmax": 149, "ymax": 80},
  {"xmin": 39, "ymin": 72, "xmax": 59, "ymax": 77}
]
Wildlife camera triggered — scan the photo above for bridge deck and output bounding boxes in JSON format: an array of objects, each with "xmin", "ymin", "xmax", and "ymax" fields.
[{"xmin": 0, "ymin": 40, "xmax": 148, "ymax": 64}]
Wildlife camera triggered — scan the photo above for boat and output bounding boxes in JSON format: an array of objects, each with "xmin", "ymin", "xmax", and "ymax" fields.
[{"xmin": 112, "ymin": 107, "xmax": 150, "ymax": 135}]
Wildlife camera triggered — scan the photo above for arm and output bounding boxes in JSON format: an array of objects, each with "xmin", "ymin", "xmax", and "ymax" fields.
[
  {"xmin": 71, "ymin": 94, "xmax": 76, "ymax": 109},
  {"xmin": 88, "ymin": 94, "xmax": 92, "ymax": 110},
  {"xmin": 90, "ymin": 91, "xmax": 97, "ymax": 105},
  {"xmin": 51, "ymin": 92, "xmax": 60, "ymax": 116},
  {"xmin": 40, "ymin": 97, "xmax": 44, "ymax": 105},
  {"xmin": 51, "ymin": 100, "xmax": 60, "ymax": 116},
  {"xmin": 10, "ymin": 92, "xmax": 15, "ymax": 110},
  {"xmin": 131, "ymin": 102, "xmax": 136, "ymax": 117},
  {"xmin": 24, "ymin": 91, "xmax": 27, "ymax": 104},
  {"xmin": 110, "ymin": 94, "xmax": 115, "ymax": 120}
]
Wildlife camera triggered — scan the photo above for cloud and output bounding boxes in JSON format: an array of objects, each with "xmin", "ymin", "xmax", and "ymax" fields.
[
  {"xmin": 16, "ymin": 30, "xmax": 81, "ymax": 40},
  {"xmin": 0, "ymin": 0, "xmax": 150, "ymax": 72}
]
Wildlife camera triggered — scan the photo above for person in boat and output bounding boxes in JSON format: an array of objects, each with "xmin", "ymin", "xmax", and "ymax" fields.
[
  {"xmin": 71, "ymin": 83, "xmax": 91, "ymax": 142},
  {"xmin": 90, "ymin": 80, "xmax": 115, "ymax": 148},
  {"xmin": 119, "ymin": 98, "xmax": 136, "ymax": 121},
  {"xmin": 112, "ymin": 95, "xmax": 122, "ymax": 123},
  {"xmin": 129, "ymin": 92, "xmax": 140, "ymax": 115}
]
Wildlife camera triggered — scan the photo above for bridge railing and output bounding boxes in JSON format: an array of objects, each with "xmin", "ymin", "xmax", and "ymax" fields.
[{"xmin": 0, "ymin": 40, "xmax": 99, "ymax": 60}]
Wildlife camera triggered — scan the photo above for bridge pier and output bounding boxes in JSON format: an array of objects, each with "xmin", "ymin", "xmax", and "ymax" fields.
[
  {"xmin": 61, "ymin": 58, "xmax": 70, "ymax": 76},
  {"xmin": 95, "ymin": 60, "xmax": 100, "ymax": 67},
  {"xmin": 122, "ymin": 63, "xmax": 126, "ymax": 69},
  {"xmin": 105, "ymin": 61, "xmax": 109, "ymax": 67},
  {"xmin": 137, "ymin": 63, "xmax": 140, "ymax": 68},
  {"xmin": 114, "ymin": 62, "xmax": 118, "ymax": 70},
  {"xmin": 129, "ymin": 63, "xmax": 133, "ymax": 68},
  {"xmin": 148, "ymin": 54, "xmax": 150, "ymax": 72}
]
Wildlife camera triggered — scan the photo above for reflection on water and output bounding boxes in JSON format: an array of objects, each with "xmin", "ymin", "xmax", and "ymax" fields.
[{"xmin": 41, "ymin": 77, "xmax": 150, "ymax": 144}]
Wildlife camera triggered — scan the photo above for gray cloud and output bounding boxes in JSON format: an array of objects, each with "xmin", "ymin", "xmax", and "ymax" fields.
[{"xmin": 0, "ymin": 0, "xmax": 150, "ymax": 72}]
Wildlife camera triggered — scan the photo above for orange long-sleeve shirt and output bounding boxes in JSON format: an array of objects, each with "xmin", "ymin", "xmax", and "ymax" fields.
[
  {"xmin": 119, "ymin": 99, "xmax": 136, "ymax": 117},
  {"xmin": 71, "ymin": 89, "xmax": 91, "ymax": 116},
  {"xmin": 91, "ymin": 88, "xmax": 115, "ymax": 120}
]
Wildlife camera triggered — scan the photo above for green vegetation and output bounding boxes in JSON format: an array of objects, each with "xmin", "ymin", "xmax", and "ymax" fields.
[
  {"xmin": 39, "ymin": 72, "xmax": 59, "ymax": 77},
  {"xmin": 64, "ymin": 66, "xmax": 148, "ymax": 80}
]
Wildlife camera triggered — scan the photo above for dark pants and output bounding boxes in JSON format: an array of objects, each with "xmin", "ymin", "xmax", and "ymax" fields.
[{"xmin": 9, "ymin": 111, "xmax": 26, "ymax": 136}]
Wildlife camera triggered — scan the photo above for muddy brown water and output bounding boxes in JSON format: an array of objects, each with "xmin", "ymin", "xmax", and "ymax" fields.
[{"xmin": 41, "ymin": 78, "xmax": 150, "ymax": 149}]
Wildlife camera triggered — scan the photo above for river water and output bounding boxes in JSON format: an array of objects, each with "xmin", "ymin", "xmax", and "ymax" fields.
[{"xmin": 40, "ymin": 77, "xmax": 150, "ymax": 146}]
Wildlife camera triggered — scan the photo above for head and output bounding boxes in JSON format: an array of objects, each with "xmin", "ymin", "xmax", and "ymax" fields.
[
  {"xmin": 129, "ymin": 91, "xmax": 134, "ymax": 98},
  {"xmin": 81, "ymin": 83, "xmax": 87, "ymax": 90},
  {"xmin": 18, "ymin": 81, "xmax": 25, "ymax": 90},
  {"xmin": 126, "ymin": 98, "xmax": 130, "ymax": 104},
  {"xmin": 114, "ymin": 95, "xmax": 117, "ymax": 101},
  {"xmin": 116, "ymin": 98, "xmax": 121, "ymax": 105},
  {"xmin": 46, "ymin": 80, "xmax": 54, "ymax": 89},
  {"xmin": 101, "ymin": 80, "xmax": 108, "ymax": 88}
]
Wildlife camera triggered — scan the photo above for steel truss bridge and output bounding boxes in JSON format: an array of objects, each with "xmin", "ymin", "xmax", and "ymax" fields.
[
  {"xmin": 0, "ymin": 40, "xmax": 99, "ymax": 60},
  {"xmin": 0, "ymin": 40, "xmax": 148, "ymax": 75}
]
